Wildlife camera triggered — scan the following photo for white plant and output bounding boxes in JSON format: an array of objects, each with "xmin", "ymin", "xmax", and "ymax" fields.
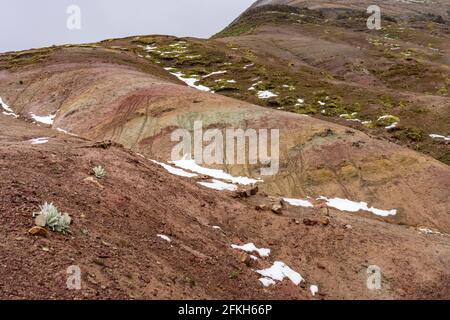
[
  {"xmin": 33, "ymin": 202, "xmax": 72, "ymax": 234},
  {"xmin": 92, "ymin": 165, "xmax": 106, "ymax": 179}
]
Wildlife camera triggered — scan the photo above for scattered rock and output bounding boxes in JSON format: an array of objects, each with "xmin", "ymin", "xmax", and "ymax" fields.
[
  {"xmin": 239, "ymin": 252, "xmax": 254, "ymax": 267},
  {"xmin": 83, "ymin": 140, "xmax": 118, "ymax": 149},
  {"xmin": 320, "ymin": 217, "xmax": 330, "ymax": 226},
  {"xmin": 271, "ymin": 203, "xmax": 283, "ymax": 215},
  {"xmin": 255, "ymin": 204, "xmax": 269, "ymax": 211},
  {"xmin": 34, "ymin": 214, "xmax": 46, "ymax": 227},
  {"xmin": 317, "ymin": 263, "xmax": 326, "ymax": 270},
  {"xmin": 314, "ymin": 202, "xmax": 330, "ymax": 216},
  {"xmin": 345, "ymin": 224, "xmax": 353, "ymax": 229},
  {"xmin": 83, "ymin": 176, "xmax": 104, "ymax": 190},
  {"xmin": 28, "ymin": 226, "xmax": 49, "ymax": 238},
  {"xmin": 319, "ymin": 129, "xmax": 334, "ymax": 137},
  {"xmin": 352, "ymin": 141, "xmax": 365, "ymax": 148},
  {"xmin": 303, "ymin": 218, "xmax": 318, "ymax": 226},
  {"xmin": 233, "ymin": 185, "xmax": 259, "ymax": 198}
]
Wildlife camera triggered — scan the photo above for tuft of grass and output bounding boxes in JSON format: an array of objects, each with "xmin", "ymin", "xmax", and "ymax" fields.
[
  {"xmin": 33, "ymin": 202, "xmax": 72, "ymax": 234},
  {"xmin": 229, "ymin": 270, "xmax": 240, "ymax": 280},
  {"xmin": 92, "ymin": 166, "xmax": 106, "ymax": 179},
  {"xmin": 376, "ymin": 115, "xmax": 400, "ymax": 127}
]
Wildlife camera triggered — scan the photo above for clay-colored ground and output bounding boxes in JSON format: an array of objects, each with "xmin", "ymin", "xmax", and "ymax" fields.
[{"xmin": 0, "ymin": 0, "xmax": 449, "ymax": 300}]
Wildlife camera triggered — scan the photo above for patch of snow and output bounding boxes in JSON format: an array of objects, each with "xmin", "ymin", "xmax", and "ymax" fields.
[
  {"xmin": 256, "ymin": 261, "xmax": 304, "ymax": 286},
  {"xmin": 284, "ymin": 198, "xmax": 313, "ymax": 208},
  {"xmin": 30, "ymin": 137, "xmax": 49, "ymax": 145},
  {"xmin": 243, "ymin": 63, "xmax": 254, "ymax": 69},
  {"xmin": 377, "ymin": 115, "xmax": 392, "ymax": 121},
  {"xmin": 165, "ymin": 69, "xmax": 210, "ymax": 92},
  {"xmin": 56, "ymin": 128, "xmax": 78, "ymax": 136},
  {"xmin": 171, "ymin": 156, "xmax": 262, "ymax": 185},
  {"xmin": 30, "ymin": 113, "xmax": 56, "ymax": 125},
  {"xmin": 151, "ymin": 160, "xmax": 197, "ymax": 178},
  {"xmin": 160, "ymin": 51, "xmax": 181, "ymax": 57},
  {"xmin": 198, "ymin": 179, "xmax": 237, "ymax": 191},
  {"xmin": 282, "ymin": 84, "xmax": 296, "ymax": 91},
  {"xmin": 184, "ymin": 55, "xmax": 202, "ymax": 59},
  {"xmin": 385, "ymin": 122, "xmax": 398, "ymax": 130},
  {"xmin": 430, "ymin": 134, "xmax": 450, "ymax": 141},
  {"xmin": 144, "ymin": 45, "xmax": 158, "ymax": 52},
  {"xmin": 231, "ymin": 243, "xmax": 270, "ymax": 257},
  {"xmin": 295, "ymin": 98, "xmax": 305, "ymax": 106},
  {"xmin": 250, "ymin": 255, "xmax": 258, "ymax": 261},
  {"xmin": 310, "ymin": 285, "xmax": 319, "ymax": 296},
  {"xmin": 157, "ymin": 234, "xmax": 171, "ymax": 242},
  {"xmin": 2, "ymin": 111, "xmax": 18, "ymax": 118},
  {"xmin": 212, "ymin": 226, "xmax": 222, "ymax": 230},
  {"xmin": 317, "ymin": 196, "xmax": 397, "ymax": 217},
  {"xmin": 318, "ymin": 101, "xmax": 326, "ymax": 106},
  {"xmin": 257, "ymin": 90, "xmax": 278, "ymax": 99},
  {"xmin": 0, "ymin": 96, "xmax": 18, "ymax": 118},
  {"xmin": 259, "ymin": 278, "xmax": 276, "ymax": 287},
  {"xmin": 203, "ymin": 70, "xmax": 227, "ymax": 78},
  {"xmin": 418, "ymin": 227, "xmax": 442, "ymax": 235}
]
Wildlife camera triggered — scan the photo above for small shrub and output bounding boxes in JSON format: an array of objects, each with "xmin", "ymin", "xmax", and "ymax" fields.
[
  {"xmin": 92, "ymin": 166, "xmax": 106, "ymax": 179},
  {"xmin": 229, "ymin": 270, "xmax": 240, "ymax": 279},
  {"xmin": 33, "ymin": 202, "xmax": 71, "ymax": 234},
  {"xmin": 376, "ymin": 115, "xmax": 400, "ymax": 127},
  {"xmin": 406, "ymin": 127, "xmax": 425, "ymax": 142}
]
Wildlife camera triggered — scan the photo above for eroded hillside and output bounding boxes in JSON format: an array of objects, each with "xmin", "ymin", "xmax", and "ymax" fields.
[{"xmin": 0, "ymin": 0, "xmax": 449, "ymax": 300}]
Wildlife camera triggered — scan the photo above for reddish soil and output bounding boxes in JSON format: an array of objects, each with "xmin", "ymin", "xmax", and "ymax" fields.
[
  {"xmin": 0, "ymin": 0, "xmax": 449, "ymax": 300},
  {"xmin": 0, "ymin": 115, "xmax": 449, "ymax": 300}
]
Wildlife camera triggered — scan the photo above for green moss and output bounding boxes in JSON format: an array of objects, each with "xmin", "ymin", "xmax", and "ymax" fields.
[
  {"xmin": 229, "ymin": 270, "xmax": 240, "ymax": 279},
  {"xmin": 376, "ymin": 115, "xmax": 400, "ymax": 127},
  {"xmin": 405, "ymin": 127, "xmax": 425, "ymax": 141},
  {"xmin": 292, "ymin": 103, "xmax": 318, "ymax": 115},
  {"xmin": 322, "ymin": 100, "xmax": 361, "ymax": 117},
  {"xmin": 133, "ymin": 36, "xmax": 160, "ymax": 45},
  {"xmin": 363, "ymin": 121, "xmax": 375, "ymax": 129},
  {"xmin": 1, "ymin": 47, "xmax": 55, "ymax": 69},
  {"xmin": 182, "ymin": 67, "xmax": 209, "ymax": 77},
  {"xmin": 437, "ymin": 86, "xmax": 448, "ymax": 96},
  {"xmin": 213, "ymin": 5, "xmax": 321, "ymax": 38},
  {"xmin": 209, "ymin": 79, "xmax": 241, "ymax": 92}
]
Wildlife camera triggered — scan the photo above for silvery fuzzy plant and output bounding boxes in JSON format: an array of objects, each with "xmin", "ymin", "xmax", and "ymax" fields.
[
  {"xmin": 33, "ymin": 202, "xmax": 72, "ymax": 234},
  {"xmin": 92, "ymin": 165, "xmax": 106, "ymax": 179}
]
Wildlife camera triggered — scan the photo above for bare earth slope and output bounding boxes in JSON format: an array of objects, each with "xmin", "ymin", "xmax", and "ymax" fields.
[
  {"xmin": 214, "ymin": 0, "xmax": 450, "ymax": 165},
  {"xmin": 0, "ymin": 1, "xmax": 449, "ymax": 300},
  {"xmin": 0, "ymin": 113, "xmax": 449, "ymax": 300},
  {"xmin": 0, "ymin": 47, "xmax": 449, "ymax": 233}
]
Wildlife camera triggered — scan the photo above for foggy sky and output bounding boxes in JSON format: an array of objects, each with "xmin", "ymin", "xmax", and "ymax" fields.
[{"xmin": 0, "ymin": 0, "xmax": 254, "ymax": 53}]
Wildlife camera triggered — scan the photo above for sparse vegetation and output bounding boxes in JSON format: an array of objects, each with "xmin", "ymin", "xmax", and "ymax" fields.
[
  {"xmin": 376, "ymin": 115, "xmax": 400, "ymax": 127},
  {"xmin": 33, "ymin": 203, "xmax": 72, "ymax": 234},
  {"xmin": 229, "ymin": 270, "xmax": 240, "ymax": 280},
  {"xmin": 92, "ymin": 166, "xmax": 106, "ymax": 179}
]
